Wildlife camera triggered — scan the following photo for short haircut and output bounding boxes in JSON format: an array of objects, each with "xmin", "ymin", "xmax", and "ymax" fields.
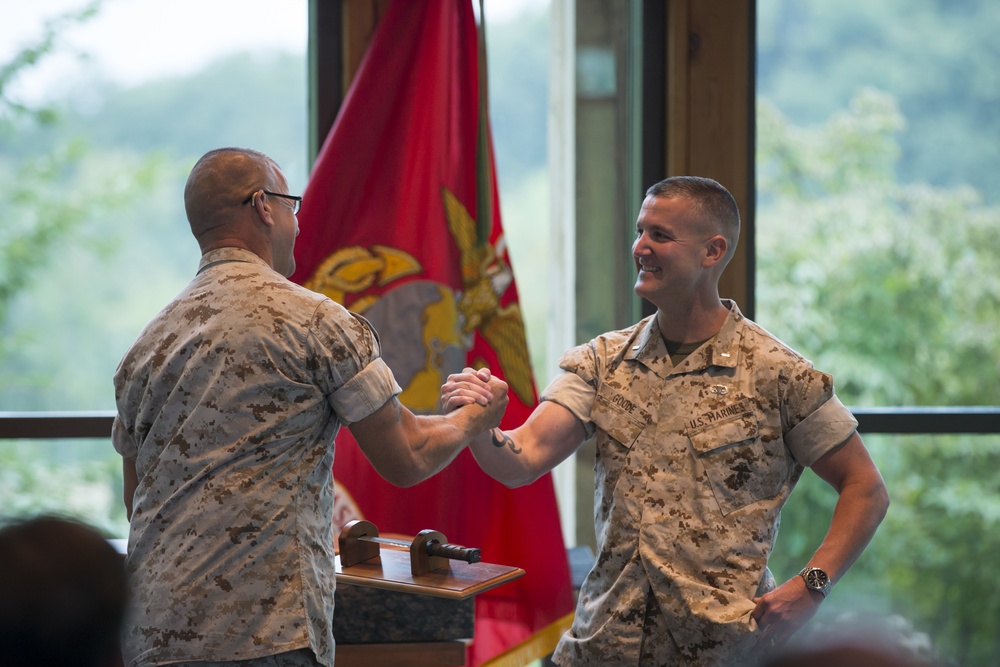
[
  {"xmin": 183, "ymin": 147, "xmax": 280, "ymax": 228},
  {"xmin": 645, "ymin": 176, "xmax": 741, "ymax": 243}
]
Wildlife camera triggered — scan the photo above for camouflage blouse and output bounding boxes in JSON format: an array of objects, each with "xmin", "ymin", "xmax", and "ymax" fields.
[
  {"xmin": 544, "ymin": 301, "xmax": 857, "ymax": 666},
  {"xmin": 113, "ymin": 248, "xmax": 400, "ymax": 667}
]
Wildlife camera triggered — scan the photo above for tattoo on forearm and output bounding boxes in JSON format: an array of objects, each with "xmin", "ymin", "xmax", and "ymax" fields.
[{"xmin": 491, "ymin": 428, "xmax": 522, "ymax": 454}]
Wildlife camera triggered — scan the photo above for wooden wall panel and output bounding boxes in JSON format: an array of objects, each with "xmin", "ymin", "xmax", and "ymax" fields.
[
  {"xmin": 665, "ymin": 0, "xmax": 755, "ymax": 313},
  {"xmin": 341, "ymin": 0, "xmax": 392, "ymax": 89}
]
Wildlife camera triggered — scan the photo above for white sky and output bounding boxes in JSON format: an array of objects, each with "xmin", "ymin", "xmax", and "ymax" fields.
[
  {"xmin": 0, "ymin": 0, "xmax": 308, "ymax": 101},
  {"xmin": 0, "ymin": 0, "xmax": 544, "ymax": 102}
]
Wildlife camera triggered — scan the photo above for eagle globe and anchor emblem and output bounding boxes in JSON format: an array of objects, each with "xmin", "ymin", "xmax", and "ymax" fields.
[{"xmin": 305, "ymin": 188, "xmax": 536, "ymax": 524}]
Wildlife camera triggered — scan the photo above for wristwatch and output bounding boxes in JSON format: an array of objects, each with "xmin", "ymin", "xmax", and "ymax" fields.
[{"xmin": 798, "ymin": 566, "xmax": 832, "ymax": 598}]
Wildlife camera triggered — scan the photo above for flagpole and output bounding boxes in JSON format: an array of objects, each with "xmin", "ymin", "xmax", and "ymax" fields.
[{"xmin": 475, "ymin": 0, "xmax": 493, "ymax": 244}]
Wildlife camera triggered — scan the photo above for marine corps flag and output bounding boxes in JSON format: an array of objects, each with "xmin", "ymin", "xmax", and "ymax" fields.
[{"xmin": 290, "ymin": 0, "xmax": 574, "ymax": 664}]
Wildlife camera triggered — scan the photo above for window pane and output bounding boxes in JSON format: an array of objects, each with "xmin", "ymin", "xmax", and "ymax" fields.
[
  {"xmin": 0, "ymin": 438, "xmax": 128, "ymax": 538},
  {"xmin": 756, "ymin": 0, "xmax": 1000, "ymax": 409},
  {"xmin": 0, "ymin": 0, "xmax": 307, "ymax": 413},
  {"xmin": 758, "ymin": 4, "xmax": 1000, "ymax": 667},
  {"xmin": 483, "ymin": 0, "xmax": 554, "ymax": 386},
  {"xmin": 1, "ymin": 0, "xmax": 306, "ymax": 532},
  {"xmin": 768, "ymin": 434, "xmax": 1000, "ymax": 666}
]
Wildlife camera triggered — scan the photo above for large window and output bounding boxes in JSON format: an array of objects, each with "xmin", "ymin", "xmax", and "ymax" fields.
[
  {"xmin": 757, "ymin": 2, "xmax": 1000, "ymax": 664},
  {"xmin": 0, "ymin": 0, "xmax": 308, "ymax": 536},
  {"xmin": 0, "ymin": 0, "xmax": 309, "ymax": 413},
  {"xmin": 0, "ymin": 0, "xmax": 560, "ymax": 539}
]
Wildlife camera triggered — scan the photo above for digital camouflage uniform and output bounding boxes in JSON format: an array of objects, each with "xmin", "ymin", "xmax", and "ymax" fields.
[
  {"xmin": 544, "ymin": 301, "xmax": 857, "ymax": 666},
  {"xmin": 113, "ymin": 247, "xmax": 400, "ymax": 667}
]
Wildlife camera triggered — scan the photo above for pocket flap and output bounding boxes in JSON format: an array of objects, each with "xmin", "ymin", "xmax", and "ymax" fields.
[
  {"xmin": 689, "ymin": 416, "xmax": 759, "ymax": 455},
  {"xmin": 592, "ymin": 394, "xmax": 648, "ymax": 447}
]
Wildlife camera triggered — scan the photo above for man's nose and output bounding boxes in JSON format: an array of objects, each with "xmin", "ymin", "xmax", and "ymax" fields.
[{"xmin": 632, "ymin": 234, "xmax": 648, "ymax": 255}]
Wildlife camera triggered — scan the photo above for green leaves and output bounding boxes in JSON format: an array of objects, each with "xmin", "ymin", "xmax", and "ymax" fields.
[
  {"xmin": 0, "ymin": 0, "xmax": 101, "ymax": 125},
  {"xmin": 758, "ymin": 86, "xmax": 1000, "ymax": 665},
  {"xmin": 758, "ymin": 88, "xmax": 1000, "ymax": 408}
]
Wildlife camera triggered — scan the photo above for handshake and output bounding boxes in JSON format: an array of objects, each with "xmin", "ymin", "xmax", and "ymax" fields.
[{"xmin": 441, "ymin": 367, "xmax": 509, "ymax": 432}]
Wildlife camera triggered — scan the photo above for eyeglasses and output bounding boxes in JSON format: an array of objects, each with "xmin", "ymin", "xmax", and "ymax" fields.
[{"xmin": 243, "ymin": 190, "xmax": 302, "ymax": 215}]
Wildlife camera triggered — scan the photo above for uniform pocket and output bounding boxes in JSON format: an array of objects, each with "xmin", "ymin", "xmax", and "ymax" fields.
[
  {"xmin": 593, "ymin": 392, "xmax": 648, "ymax": 446},
  {"xmin": 591, "ymin": 391, "xmax": 650, "ymax": 503},
  {"xmin": 688, "ymin": 412, "xmax": 781, "ymax": 515}
]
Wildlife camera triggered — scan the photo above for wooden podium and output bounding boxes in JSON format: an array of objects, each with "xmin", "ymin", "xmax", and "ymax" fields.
[{"xmin": 332, "ymin": 521, "xmax": 525, "ymax": 667}]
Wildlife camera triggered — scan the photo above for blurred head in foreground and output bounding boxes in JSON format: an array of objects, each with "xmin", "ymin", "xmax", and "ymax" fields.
[{"xmin": 0, "ymin": 514, "xmax": 128, "ymax": 667}]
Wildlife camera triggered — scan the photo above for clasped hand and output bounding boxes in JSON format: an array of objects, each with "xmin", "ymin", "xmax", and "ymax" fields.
[
  {"xmin": 442, "ymin": 367, "xmax": 509, "ymax": 430},
  {"xmin": 441, "ymin": 367, "xmax": 502, "ymax": 413}
]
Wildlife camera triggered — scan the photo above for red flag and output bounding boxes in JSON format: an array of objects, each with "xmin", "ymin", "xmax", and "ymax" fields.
[{"xmin": 291, "ymin": 1, "xmax": 574, "ymax": 664}]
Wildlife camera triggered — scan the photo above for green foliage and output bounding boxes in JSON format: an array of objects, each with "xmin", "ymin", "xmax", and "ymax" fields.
[
  {"xmin": 0, "ymin": 440, "xmax": 128, "ymax": 538},
  {"xmin": 759, "ymin": 0, "xmax": 1000, "ymax": 202},
  {"xmin": 0, "ymin": 0, "xmax": 169, "ymax": 370},
  {"xmin": 0, "ymin": 142, "xmax": 164, "ymax": 329},
  {"xmin": 747, "ymin": 5, "xmax": 1000, "ymax": 660},
  {"xmin": 0, "ymin": 49, "xmax": 308, "ymax": 409},
  {"xmin": 0, "ymin": 0, "xmax": 168, "ymax": 540},
  {"xmin": 772, "ymin": 435, "xmax": 1000, "ymax": 666},
  {"xmin": 757, "ymin": 88, "xmax": 1000, "ymax": 666},
  {"xmin": 2, "ymin": 51, "xmax": 308, "ymax": 189},
  {"xmin": 0, "ymin": 0, "xmax": 100, "ymax": 126},
  {"xmin": 0, "ymin": 1, "xmax": 97, "ymax": 328},
  {"xmin": 757, "ymin": 89, "xmax": 1000, "ymax": 407}
]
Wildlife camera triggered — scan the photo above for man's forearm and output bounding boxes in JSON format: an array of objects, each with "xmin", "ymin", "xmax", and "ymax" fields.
[
  {"xmin": 800, "ymin": 431, "xmax": 889, "ymax": 591},
  {"xmin": 411, "ymin": 407, "xmax": 501, "ymax": 477},
  {"xmin": 352, "ymin": 393, "xmax": 506, "ymax": 488},
  {"xmin": 467, "ymin": 427, "xmax": 541, "ymax": 488},
  {"xmin": 807, "ymin": 471, "xmax": 889, "ymax": 583}
]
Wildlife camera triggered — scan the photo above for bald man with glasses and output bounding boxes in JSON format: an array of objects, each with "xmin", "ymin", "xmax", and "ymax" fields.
[{"xmin": 112, "ymin": 147, "xmax": 508, "ymax": 667}]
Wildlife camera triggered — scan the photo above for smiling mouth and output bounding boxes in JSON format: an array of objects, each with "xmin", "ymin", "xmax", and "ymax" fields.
[{"xmin": 637, "ymin": 264, "xmax": 661, "ymax": 274}]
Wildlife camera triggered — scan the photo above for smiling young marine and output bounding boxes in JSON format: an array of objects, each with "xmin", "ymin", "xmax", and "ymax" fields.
[{"xmin": 442, "ymin": 175, "xmax": 889, "ymax": 666}]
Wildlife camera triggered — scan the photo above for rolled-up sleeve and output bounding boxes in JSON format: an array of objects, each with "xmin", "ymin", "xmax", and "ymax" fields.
[
  {"xmin": 111, "ymin": 414, "xmax": 138, "ymax": 459},
  {"xmin": 310, "ymin": 304, "xmax": 401, "ymax": 423},
  {"xmin": 329, "ymin": 357, "xmax": 402, "ymax": 425},
  {"xmin": 541, "ymin": 371, "xmax": 598, "ymax": 440},
  {"xmin": 785, "ymin": 395, "xmax": 858, "ymax": 466}
]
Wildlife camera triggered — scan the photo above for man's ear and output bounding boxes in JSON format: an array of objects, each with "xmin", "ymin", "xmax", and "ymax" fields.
[
  {"xmin": 250, "ymin": 191, "xmax": 276, "ymax": 228},
  {"xmin": 704, "ymin": 235, "xmax": 728, "ymax": 266}
]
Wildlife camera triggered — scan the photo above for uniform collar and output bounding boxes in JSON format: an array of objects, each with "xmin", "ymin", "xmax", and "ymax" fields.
[
  {"xmin": 625, "ymin": 300, "xmax": 745, "ymax": 378},
  {"xmin": 196, "ymin": 247, "xmax": 270, "ymax": 274}
]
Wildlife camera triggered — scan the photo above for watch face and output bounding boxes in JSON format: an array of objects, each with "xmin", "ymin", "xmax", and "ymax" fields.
[{"xmin": 806, "ymin": 569, "xmax": 829, "ymax": 588}]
